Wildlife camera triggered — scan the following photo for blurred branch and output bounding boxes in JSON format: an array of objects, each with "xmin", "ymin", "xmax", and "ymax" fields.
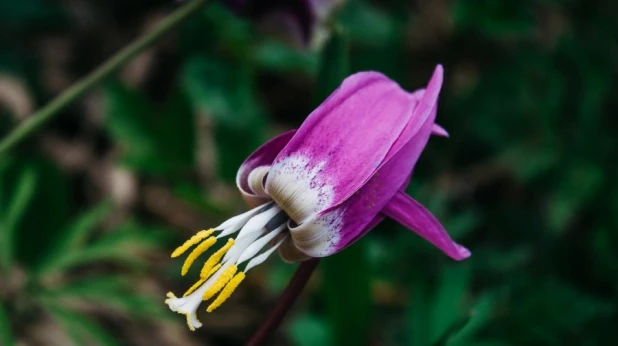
[
  {"xmin": 248, "ymin": 259, "xmax": 320, "ymax": 346},
  {"xmin": 0, "ymin": 0, "xmax": 208, "ymax": 155}
]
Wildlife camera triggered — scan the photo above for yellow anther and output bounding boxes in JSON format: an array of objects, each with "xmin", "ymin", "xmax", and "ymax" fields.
[
  {"xmin": 202, "ymin": 265, "xmax": 238, "ymax": 301},
  {"xmin": 183, "ymin": 263, "xmax": 223, "ymax": 297},
  {"xmin": 199, "ymin": 239, "xmax": 235, "ymax": 278},
  {"xmin": 171, "ymin": 229, "xmax": 214, "ymax": 258},
  {"xmin": 207, "ymin": 272, "xmax": 246, "ymax": 312},
  {"xmin": 204, "ymin": 263, "xmax": 221, "ymax": 280},
  {"xmin": 183, "ymin": 278, "xmax": 206, "ymax": 297},
  {"xmin": 181, "ymin": 237, "xmax": 217, "ymax": 276}
]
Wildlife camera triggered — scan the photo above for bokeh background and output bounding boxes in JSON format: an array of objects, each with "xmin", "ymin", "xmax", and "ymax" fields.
[{"xmin": 1, "ymin": 0, "xmax": 617, "ymax": 345}]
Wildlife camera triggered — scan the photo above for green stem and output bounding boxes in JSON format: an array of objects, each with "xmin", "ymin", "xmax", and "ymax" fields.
[{"xmin": 0, "ymin": 0, "xmax": 208, "ymax": 155}]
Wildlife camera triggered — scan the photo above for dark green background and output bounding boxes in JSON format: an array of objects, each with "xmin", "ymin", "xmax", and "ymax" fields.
[{"xmin": 1, "ymin": 0, "xmax": 617, "ymax": 345}]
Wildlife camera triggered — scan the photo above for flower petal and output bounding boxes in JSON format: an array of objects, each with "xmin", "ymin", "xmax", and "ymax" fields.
[
  {"xmin": 278, "ymin": 236, "xmax": 312, "ymax": 262},
  {"xmin": 379, "ymin": 65, "xmax": 443, "ymax": 165},
  {"xmin": 286, "ymin": 103, "xmax": 438, "ymax": 256},
  {"xmin": 266, "ymin": 72, "xmax": 420, "ymax": 223},
  {"xmin": 382, "ymin": 191, "xmax": 470, "ymax": 260},
  {"xmin": 236, "ymin": 130, "xmax": 296, "ymax": 208},
  {"xmin": 277, "ymin": 66, "xmax": 447, "ymax": 256},
  {"xmin": 432, "ymin": 124, "xmax": 449, "ymax": 137}
]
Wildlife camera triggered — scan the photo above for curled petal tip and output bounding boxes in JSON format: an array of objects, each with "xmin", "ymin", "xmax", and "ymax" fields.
[
  {"xmin": 431, "ymin": 124, "xmax": 449, "ymax": 138},
  {"xmin": 431, "ymin": 64, "xmax": 444, "ymax": 86},
  {"xmin": 453, "ymin": 245, "xmax": 471, "ymax": 261},
  {"xmin": 434, "ymin": 64, "xmax": 444, "ymax": 76}
]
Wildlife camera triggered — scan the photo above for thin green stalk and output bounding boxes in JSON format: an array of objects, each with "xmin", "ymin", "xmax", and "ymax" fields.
[{"xmin": 0, "ymin": 0, "xmax": 208, "ymax": 155}]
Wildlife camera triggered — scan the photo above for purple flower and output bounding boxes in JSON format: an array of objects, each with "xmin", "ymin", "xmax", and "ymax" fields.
[{"xmin": 166, "ymin": 65, "xmax": 470, "ymax": 330}]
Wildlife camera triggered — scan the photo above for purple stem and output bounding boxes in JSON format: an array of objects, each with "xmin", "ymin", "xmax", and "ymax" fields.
[{"xmin": 248, "ymin": 258, "xmax": 320, "ymax": 346}]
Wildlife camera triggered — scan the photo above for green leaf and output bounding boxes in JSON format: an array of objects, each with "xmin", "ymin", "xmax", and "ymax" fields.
[
  {"xmin": 104, "ymin": 81, "xmax": 195, "ymax": 175},
  {"xmin": 37, "ymin": 220, "xmax": 162, "ymax": 274},
  {"xmin": 287, "ymin": 313, "xmax": 334, "ymax": 346},
  {"xmin": 314, "ymin": 27, "xmax": 349, "ymax": 103},
  {"xmin": 253, "ymin": 40, "xmax": 318, "ymax": 75},
  {"xmin": 407, "ymin": 279, "xmax": 431, "ymax": 346},
  {"xmin": 429, "ymin": 264, "xmax": 472, "ymax": 344},
  {"xmin": 42, "ymin": 276, "xmax": 167, "ymax": 319},
  {"xmin": 34, "ymin": 202, "xmax": 113, "ymax": 275},
  {"xmin": 104, "ymin": 80, "xmax": 160, "ymax": 170},
  {"xmin": 338, "ymin": 1, "xmax": 397, "ymax": 46},
  {"xmin": 183, "ymin": 56, "xmax": 261, "ymax": 128},
  {"xmin": 182, "ymin": 56, "xmax": 266, "ymax": 181},
  {"xmin": 322, "ymin": 240, "xmax": 372, "ymax": 346},
  {"xmin": 447, "ymin": 292, "xmax": 498, "ymax": 346},
  {"xmin": 172, "ymin": 182, "xmax": 228, "ymax": 216},
  {"xmin": 159, "ymin": 90, "xmax": 196, "ymax": 170},
  {"xmin": 0, "ymin": 166, "xmax": 36, "ymax": 274},
  {"xmin": 14, "ymin": 159, "xmax": 70, "ymax": 268},
  {"xmin": 547, "ymin": 163, "xmax": 604, "ymax": 233},
  {"xmin": 406, "ymin": 264, "xmax": 472, "ymax": 346},
  {"xmin": 453, "ymin": 0, "xmax": 536, "ymax": 38},
  {"xmin": 0, "ymin": 301, "xmax": 15, "ymax": 346},
  {"xmin": 47, "ymin": 306, "xmax": 120, "ymax": 346}
]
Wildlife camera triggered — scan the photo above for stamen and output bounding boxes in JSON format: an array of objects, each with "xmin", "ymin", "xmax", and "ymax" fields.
[
  {"xmin": 203, "ymin": 263, "xmax": 221, "ymax": 280},
  {"xmin": 171, "ymin": 229, "xmax": 214, "ymax": 258},
  {"xmin": 245, "ymin": 236, "xmax": 287, "ymax": 273},
  {"xmin": 235, "ymin": 205, "xmax": 281, "ymax": 240},
  {"xmin": 202, "ymin": 265, "xmax": 238, "ymax": 301},
  {"xmin": 207, "ymin": 272, "xmax": 246, "ymax": 312},
  {"xmin": 199, "ymin": 239, "xmax": 234, "ymax": 278},
  {"xmin": 186, "ymin": 314, "xmax": 196, "ymax": 331},
  {"xmin": 214, "ymin": 203, "xmax": 272, "ymax": 232},
  {"xmin": 181, "ymin": 237, "xmax": 217, "ymax": 276},
  {"xmin": 183, "ymin": 278, "xmax": 206, "ymax": 297},
  {"xmin": 223, "ymin": 230, "xmax": 264, "ymax": 263},
  {"xmin": 237, "ymin": 224, "xmax": 285, "ymax": 265}
]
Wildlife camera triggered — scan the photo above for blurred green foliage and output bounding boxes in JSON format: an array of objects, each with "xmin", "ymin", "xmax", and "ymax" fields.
[
  {"xmin": 0, "ymin": 159, "xmax": 166, "ymax": 345},
  {"xmin": 1, "ymin": 0, "xmax": 617, "ymax": 345}
]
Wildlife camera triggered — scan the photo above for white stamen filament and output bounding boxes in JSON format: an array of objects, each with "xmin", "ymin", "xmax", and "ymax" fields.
[
  {"xmin": 234, "ymin": 204, "xmax": 281, "ymax": 240},
  {"xmin": 215, "ymin": 203, "xmax": 271, "ymax": 238},
  {"xmin": 244, "ymin": 236, "xmax": 287, "ymax": 273},
  {"xmin": 237, "ymin": 224, "xmax": 286, "ymax": 265}
]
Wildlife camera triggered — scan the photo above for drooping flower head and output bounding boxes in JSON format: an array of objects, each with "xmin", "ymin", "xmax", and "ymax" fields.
[{"xmin": 166, "ymin": 65, "xmax": 470, "ymax": 330}]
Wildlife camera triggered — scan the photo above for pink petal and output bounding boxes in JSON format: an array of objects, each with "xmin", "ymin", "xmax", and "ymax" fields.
[
  {"xmin": 327, "ymin": 103, "xmax": 439, "ymax": 254},
  {"xmin": 327, "ymin": 67, "xmax": 444, "ymax": 253},
  {"xmin": 380, "ymin": 65, "xmax": 443, "ymax": 164},
  {"xmin": 432, "ymin": 124, "xmax": 449, "ymax": 137},
  {"xmin": 236, "ymin": 130, "xmax": 296, "ymax": 208},
  {"xmin": 266, "ymin": 72, "xmax": 421, "ymax": 223},
  {"xmin": 382, "ymin": 191, "xmax": 470, "ymax": 261},
  {"xmin": 270, "ymin": 66, "xmax": 448, "ymax": 256}
]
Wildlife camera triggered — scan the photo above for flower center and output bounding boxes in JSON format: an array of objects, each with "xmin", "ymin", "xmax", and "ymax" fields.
[{"xmin": 165, "ymin": 203, "xmax": 290, "ymax": 331}]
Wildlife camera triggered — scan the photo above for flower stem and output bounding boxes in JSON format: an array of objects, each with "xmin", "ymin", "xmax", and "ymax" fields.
[
  {"xmin": 0, "ymin": 0, "xmax": 208, "ymax": 155},
  {"xmin": 248, "ymin": 258, "xmax": 320, "ymax": 346}
]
